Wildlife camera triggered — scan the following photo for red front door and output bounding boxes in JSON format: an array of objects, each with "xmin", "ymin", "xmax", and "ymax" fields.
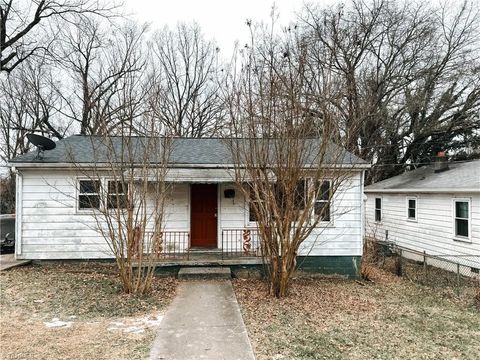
[{"xmin": 190, "ymin": 184, "xmax": 217, "ymax": 248}]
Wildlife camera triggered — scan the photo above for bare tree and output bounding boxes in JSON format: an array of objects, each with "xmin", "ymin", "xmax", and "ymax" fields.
[
  {"xmin": 65, "ymin": 68, "xmax": 173, "ymax": 293},
  {"xmin": 150, "ymin": 23, "xmax": 225, "ymax": 137},
  {"xmin": 55, "ymin": 18, "xmax": 147, "ymax": 135},
  {"xmin": 224, "ymin": 22, "xmax": 356, "ymax": 297},
  {"xmin": 301, "ymin": 0, "xmax": 480, "ymax": 182},
  {"xmin": 0, "ymin": 58, "xmax": 64, "ymax": 164},
  {"xmin": 0, "ymin": 0, "xmax": 119, "ymax": 73},
  {"xmin": 69, "ymin": 131, "xmax": 171, "ymax": 294}
]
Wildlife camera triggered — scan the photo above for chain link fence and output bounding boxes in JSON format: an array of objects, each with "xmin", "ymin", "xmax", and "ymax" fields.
[{"xmin": 363, "ymin": 238, "xmax": 480, "ymax": 302}]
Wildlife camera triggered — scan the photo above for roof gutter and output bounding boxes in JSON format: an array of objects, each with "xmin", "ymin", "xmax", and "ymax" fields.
[
  {"xmin": 8, "ymin": 162, "xmax": 371, "ymax": 170},
  {"xmin": 365, "ymin": 188, "xmax": 480, "ymax": 194}
]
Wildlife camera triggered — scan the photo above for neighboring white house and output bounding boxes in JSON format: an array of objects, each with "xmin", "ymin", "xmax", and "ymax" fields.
[
  {"xmin": 365, "ymin": 158, "xmax": 480, "ymax": 274},
  {"xmin": 9, "ymin": 136, "xmax": 369, "ymax": 277}
]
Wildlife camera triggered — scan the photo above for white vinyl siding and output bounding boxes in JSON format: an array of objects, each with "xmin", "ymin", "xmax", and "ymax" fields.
[
  {"xmin": 19, "ymin": 170, "xmax": 111, "ymax": 259},
  {"xmin": 17, "ymin": 169, "xmax": 365, "ymax": 259},
  {"xmin": 365, "ymin": 193, "xmax": 480, "ymax": 269},
  {"xmin": 299, "ymin": 173, "xmax": 364, "ymax": 256}
]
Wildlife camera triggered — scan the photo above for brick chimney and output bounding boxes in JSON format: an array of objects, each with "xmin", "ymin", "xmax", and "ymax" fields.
[{"xmin": 434, "ymin": 151, "xmax": 449, "ymax": 173}]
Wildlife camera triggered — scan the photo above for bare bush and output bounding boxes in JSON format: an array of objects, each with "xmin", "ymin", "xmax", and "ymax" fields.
[{"xmin": 224, "ymin": 20, "xmax": 358, "ymax": 297}]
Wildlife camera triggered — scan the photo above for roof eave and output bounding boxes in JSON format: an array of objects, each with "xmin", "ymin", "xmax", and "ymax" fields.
[
  {"xmin": 9, "ymin": 161, "xmax": 371, "ymax": 170},
  {"xmin": 364, "ymin": 188, "xmax": 480, "ymax": 194}
]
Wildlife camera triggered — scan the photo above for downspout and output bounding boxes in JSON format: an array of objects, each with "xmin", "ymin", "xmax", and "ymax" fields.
[{"xmin": 12, "ymin": 167, "xmax": 23, "ymax": 258}]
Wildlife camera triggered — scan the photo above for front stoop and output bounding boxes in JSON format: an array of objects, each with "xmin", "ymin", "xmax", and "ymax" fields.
[{"xmin": 178, "ymin": 266, "xmax": 232, "ymax": 280}]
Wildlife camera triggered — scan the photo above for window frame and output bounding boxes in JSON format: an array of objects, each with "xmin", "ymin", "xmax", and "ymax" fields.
[
  {"xmin": 106, "ymin": 179, "xmax": 129, "ymax": 210},
  {"xmin": 247, "ymin": 184, "xmax": 264, "ymax": 225},
  {"xmin": 452, "ymin": 198, "xmax": 471, "ymax": 242},
  {"xmin": 406, "ymin": 197, "xmax": 417, "ymax": 222},
  {"xmin": 246, "ymin": 179, "xmax": 334, "ymax": 227},
  {"xmin": 76, "ymin": 178, "xmax": 102, "ymax": 212},
  {"xmin": 374, "ymin": 197, "xmax": 382, "ymax": 223},
  {"xmin": 314, "ymin": 179, "xmax": 333, "ymax": 224}
]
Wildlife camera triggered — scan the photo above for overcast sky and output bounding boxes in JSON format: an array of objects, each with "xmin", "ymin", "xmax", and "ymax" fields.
[{"xmin": 124, "ymin": 0, "xmax": 320, "ymax": 56}]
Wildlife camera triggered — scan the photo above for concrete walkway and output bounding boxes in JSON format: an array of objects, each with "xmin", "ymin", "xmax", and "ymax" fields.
[
  {"xmin": 0, "ymin": 254, "xmax": 31, "ymax": 271},
  {"xmin": 149, "ymin": 280, "xmax": 255, "ymax": 360}
]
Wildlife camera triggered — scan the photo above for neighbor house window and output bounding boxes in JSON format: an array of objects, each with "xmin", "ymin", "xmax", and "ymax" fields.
[
  {"xmin": 407, "ymin": 198, "xmax": 417, "ymax": 220},
  {"xmin": 375, "ymin": 197, "xmax": 382, "ymax": 222},
  {"xmin": 454, "ymin": 199, "xmax": 470, "ymax": 239},
  {"xmin": 78, "ymin": 180, "xmax": 101, "ymax": 210},
  {"xmin": 107, "ymin": 180, "xmax": 128, "ymax": 209},
  {"xmin": 315, "ymin": 180, "xmax": 331, "ymax": 222}
]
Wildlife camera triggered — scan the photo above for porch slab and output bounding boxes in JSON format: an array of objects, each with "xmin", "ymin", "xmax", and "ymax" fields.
[
  {"xmin": 149, "ymin": 280, "xmax": 255, "ymax": 360},
  {"xmin": 150, "ymin": 257, "xmax": 263, "ymax": 267},
  {"xmin": 178, "ymin": 267, "xmax": 232, "ymax": 280}
]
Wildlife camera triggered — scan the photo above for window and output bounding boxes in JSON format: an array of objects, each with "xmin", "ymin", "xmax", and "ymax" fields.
[
  {"xmin": 274, "ymin": 180, "xmax": 306, "ymax": 212},
  {"xmin": 454, "ymin": 199, "xmax": 470, "ymax": 239},
  {"xmin": 407, "ymin": 198, "xmax": 417, "ymax": 220},
  {"xmin": 315, "ymin": 180, "xmax": 331, "ymax": 222},
  {"xmin": 293, "ymin": 180, "xmax": 307, "ymax": 210},
  {"xmin": 248, "ymin": 185, "xmax": 262, "ymax": 222},
  {"xmin": 78, "ymin": 180, "xmax": 101, "ymax": 210},
  {"xmin": 107, "ymin": 181, "xmax": 128, "ymax": 209},
  {"xmin": 375, "ymin": 197, "xmax": 382, "ymax": 222}
]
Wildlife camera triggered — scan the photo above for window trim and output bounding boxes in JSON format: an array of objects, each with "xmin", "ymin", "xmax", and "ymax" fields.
[
  {"xmin": 406, "ymin": 197, "xmax": 417, "ymax": 222},
  {"xmin": 76, "ymin": 178, "xmax": 102, "ymax": 213},
  {"xmin": 314, "ymin": 179, "xmax": 333, "ymax": 225},
  {"xmin": 246, "ymin": 183, "xmax": 265, "ymax": 226},
  {"xmin": 374, "ymin": 197, "xmax": 382, "ymax": 223},
  {"xmin": 106, "ymin": 179, "xmax": 129, "ymax": 210},
  {"xmin": 245, "ymin": 179, "xmax": 334, "ymax": 227},
  {"xmin": 452, "ymin": 198, "xmax": 471, "ymax": 242}
]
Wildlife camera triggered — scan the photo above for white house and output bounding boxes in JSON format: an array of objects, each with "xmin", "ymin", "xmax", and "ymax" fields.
[
  {"xmin": 365, "ymin": 157, "xmax": 480, "ymax": 274},
  {"xmin": 9, "ymin": 136, "xmax": 369, "ymax": 277}
]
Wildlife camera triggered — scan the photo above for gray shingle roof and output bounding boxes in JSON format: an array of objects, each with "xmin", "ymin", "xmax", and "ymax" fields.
[
  {"xmin": 365, "ymin": 160, "xmax": 480, "ymax": 192},
  {"xmin": 9, "ymin": 135, "xmax": 368, "ymax": 167}
]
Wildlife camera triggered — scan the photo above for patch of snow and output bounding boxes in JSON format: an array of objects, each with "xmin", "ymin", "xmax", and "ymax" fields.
[
  {"xmin": 124, "ymin": 326, "xmax": 145, "ymax": 334},
  {"xmin": 44, "ymin": 318, "xmax": 73, "ymax": 328},
  {"xmin": 107, "ymin": 313, "xmax": 164, "ymax": 334}
]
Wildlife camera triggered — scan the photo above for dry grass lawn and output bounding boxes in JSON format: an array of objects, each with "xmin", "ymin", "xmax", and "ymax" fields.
[
  {"xmin": 0, "ymin": 262, "xmax": 177, "ymax": 360},
  {"xmin": 233, "ymin": 268, "xmax": 480, "ymax": 360}
]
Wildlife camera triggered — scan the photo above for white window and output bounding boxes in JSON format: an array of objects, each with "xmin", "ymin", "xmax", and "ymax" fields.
[
  {"xmin": 315, "ymin": 180, "xmax": 331, "ymax": 222},
  {"xmin": 107, "ymin": 180, "xmax": 128, "ymax": 209},
  {"xmin": 78, "ymin": 180, "xmax": 101, "ymax": 210},
  {"xmin": 293, "ymin": 180, "xmax": 307, "ymax": 210},
  {"xmin": 453, "ymin": 199, "xmax": 470, "ymax": 240},
  {"xmin": 247, "ymin": 184, "xmax": 262, "ymax": 223},
  {"xmin": 375, "ymin": 197, "xmax": 382, "ymax": 222},
  {"xmin": 407, "ymin": 197, "xmax": 417, "ymax": 221}
]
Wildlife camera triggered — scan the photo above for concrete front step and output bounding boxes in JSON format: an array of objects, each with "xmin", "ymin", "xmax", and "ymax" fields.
[{"xmin": 178, "ymin": 266, "xmax": 232, "ymax": 280}]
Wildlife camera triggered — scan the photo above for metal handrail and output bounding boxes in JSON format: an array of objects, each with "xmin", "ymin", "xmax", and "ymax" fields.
[
  {"xmin": 143, "ymin": 230, "xmax": 190, "ymax": 260},
  {"xmin": 221, "ymin": 228, "xmax": 261, "ymax": 259}
]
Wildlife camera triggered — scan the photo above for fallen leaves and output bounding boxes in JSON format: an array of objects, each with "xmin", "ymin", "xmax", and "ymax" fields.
[{"xmin": 233, "ymin": 268, "xmax": 480, "ymax": 360}]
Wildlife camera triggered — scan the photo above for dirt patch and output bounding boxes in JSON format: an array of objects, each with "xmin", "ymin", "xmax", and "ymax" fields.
[
  {"xmin": 0, "ymin": 262, "xmax": 177, "ymax": 360},
  {"xmin": 233, "ymin": 269, "xmax": 480, "ymax": 360}
]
